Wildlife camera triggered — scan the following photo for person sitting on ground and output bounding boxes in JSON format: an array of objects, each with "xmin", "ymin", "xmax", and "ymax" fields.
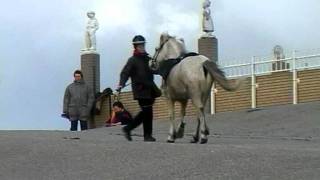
[{"xmin": 106, "ymin": 102, "xmax": 132, "ymax": 127}]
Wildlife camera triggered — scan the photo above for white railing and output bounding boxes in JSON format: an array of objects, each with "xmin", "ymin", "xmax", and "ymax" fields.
[
  {"xmin": 210, "ymin": 48, "xmax": 320, "ymax": 114},
  {"xmin": 220, "ymin": 49, "xmax": 320, "ymax": 78}
]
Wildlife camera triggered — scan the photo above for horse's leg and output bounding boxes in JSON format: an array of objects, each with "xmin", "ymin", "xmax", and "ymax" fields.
[
  {"xmin": 191, "ymin": 96, "xmax": 210, "ymax": 144},
  {"xmin": 167, "ymin": 99, "xmax": 176, "ymax": 143},
  {"xmin": 176, "ymin": 100, "xmax": 187, "ymax": 139},
  {"xmin": 198, "ymin": 107, "xmax": 209, "ymax": 144},
  {"xmin": 190, "ymin": 117, "xmax": 200, "ymax": 143},
  {"xmin": 201, "ymin": 88, "xmax": 211, "ymax": 138},
  {"xmin": 196, "ymin": 83, "xmax": 212, "ymax": 144}
]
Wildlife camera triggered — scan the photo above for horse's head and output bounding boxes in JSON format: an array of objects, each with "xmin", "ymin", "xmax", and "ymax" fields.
[{"xmin": 150, "ymin": 32, "xmax": 186, "ymax": 71}]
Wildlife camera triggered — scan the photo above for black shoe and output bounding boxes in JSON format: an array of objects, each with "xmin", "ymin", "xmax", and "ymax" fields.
[
  {"xmin": 144, "ymin": 136, "xmax": 156, "ymax": 142},
  {"xmin": 122, "ymin": 127, "xmax": 132, "ymax": 141}
]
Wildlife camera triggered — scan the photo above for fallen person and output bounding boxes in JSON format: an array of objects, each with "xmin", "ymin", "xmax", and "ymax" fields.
[{"xmin": 105, "ymin": 102, "xmax": 132, "ymax": 127}]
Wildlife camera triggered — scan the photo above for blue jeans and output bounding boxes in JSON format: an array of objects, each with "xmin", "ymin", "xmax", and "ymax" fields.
[{"xmin": 70, "ymin": 120, "xmax": 88, "ymax": 131}]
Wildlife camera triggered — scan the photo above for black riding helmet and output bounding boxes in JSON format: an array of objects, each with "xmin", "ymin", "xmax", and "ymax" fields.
[{"xmin": 132, "ymin": 35, "xmax": 146, "ymax": 45}]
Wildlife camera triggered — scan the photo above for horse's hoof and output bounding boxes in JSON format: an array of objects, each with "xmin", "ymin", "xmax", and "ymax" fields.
[
  {"xmin": 190, "ymin": 136, "xmax": 199, "ymax": 143},
  {"xmin": 201, "ymin": 129, "xmax": 210, "ymax": 136},
  {"xmin": 167, "ymin": 139, "xmax": 175, "ymax": 143},
  {"xmin": 200, "ymin": 138, "xmax": 208, "ymax": 144},
  {"xmin": 169, "ymin": 132, "xmax": 177, "ymax": 140}
]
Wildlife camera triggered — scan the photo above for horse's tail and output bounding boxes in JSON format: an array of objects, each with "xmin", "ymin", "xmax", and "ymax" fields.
[{"xmin": 203, "ymin": 60, "xmax": 242, "ymax": 91}]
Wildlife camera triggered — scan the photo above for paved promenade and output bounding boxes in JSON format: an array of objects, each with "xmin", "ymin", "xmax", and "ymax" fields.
[{"xmin": 1, "ymin": 102, "xmax": 319, "ymax": 180}]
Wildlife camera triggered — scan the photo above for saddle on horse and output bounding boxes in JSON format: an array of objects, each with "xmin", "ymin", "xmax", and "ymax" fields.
[{"xmin": 158, "ymin": 52, "xmax": 199, "ymax": 80}]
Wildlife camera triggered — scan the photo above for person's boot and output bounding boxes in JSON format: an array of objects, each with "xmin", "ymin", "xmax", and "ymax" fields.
[
  {"xmin": 144, "ymin": 136, "xmax": 156, "ymax": 142},
  {"xmin": 122, "ymin": 127, "xmax": 132, "ymax": 141}
]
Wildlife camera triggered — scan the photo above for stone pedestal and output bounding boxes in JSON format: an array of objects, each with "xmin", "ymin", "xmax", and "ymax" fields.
[
  {"xmin": 81, "ymin": 53, "xmax": 100, "ymax": 128},
  {"xmin": 198, "ymin": 36, "xmax": 218, "ymax": 114},
  {"xmin": 198, "ymin": 36, "xmax": 218, "ymax": 62},
  {"xmin": 272, "ymin": 61, "xmax": 290, "ymax": 71}
]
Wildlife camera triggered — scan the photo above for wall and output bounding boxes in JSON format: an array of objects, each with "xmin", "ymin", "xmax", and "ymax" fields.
[
  {"xmin": 256, "ymin": 72, "xmax": 293, "ymax": 107},
  {"xmin": 215, "ymin": 77, "xmax": 251, "ymax": 112},
  {"xmin": 298, "ymin": 69, "xmax": 320, "ymax": 103},
  {"xmin": 93, "ymin": 69, "xmax": 320, "ymax": 127}
]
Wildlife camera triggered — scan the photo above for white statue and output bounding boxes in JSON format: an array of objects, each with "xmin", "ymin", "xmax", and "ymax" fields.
[
  {"xmin": 82, "ymin": 11, "xmax": 99, "ymax": 52},
  {"xmin": 202, "ymin": 0, "xmax": 214, "ymax": 37}
]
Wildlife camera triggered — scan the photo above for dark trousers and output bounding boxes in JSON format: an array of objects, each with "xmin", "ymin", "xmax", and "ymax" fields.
[
  {"xmin": 70, "ymin": 120, "xmax": 88, "ymax": 131},
  {"xmin": 124, "ymin": 99, "xmax": 154, "ymax": 137}
]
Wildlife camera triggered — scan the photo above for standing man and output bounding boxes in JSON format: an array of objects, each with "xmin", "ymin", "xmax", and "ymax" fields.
[
  {"xmin": 117, "ymin": 35, "xmax": 161, "ymax": 142},
  {"xmin": 63, "ymin": 70, "xmax": 95, "ymax": 131}
]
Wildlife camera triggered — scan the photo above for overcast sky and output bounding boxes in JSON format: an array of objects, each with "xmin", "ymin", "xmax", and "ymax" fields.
[{"xmin": 0, "ymin": 0, "xmax": 319, "ymax": 130}]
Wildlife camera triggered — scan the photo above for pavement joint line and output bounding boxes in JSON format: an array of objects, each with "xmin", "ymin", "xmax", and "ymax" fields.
[{"xmin": 106, "ymin": 132, "xmax": 316, "ymax": 142}]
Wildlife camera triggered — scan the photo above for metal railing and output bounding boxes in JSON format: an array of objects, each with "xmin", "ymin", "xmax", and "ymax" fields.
[
  {"xmin": 220, "ymin": 49, "xmax": 320, "ymax": 78},
  {"xmin": 210, "ymin": 48, "xmax": 320, "ymax": 114}
]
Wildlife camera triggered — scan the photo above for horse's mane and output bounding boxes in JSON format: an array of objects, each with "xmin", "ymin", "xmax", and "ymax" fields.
[{"xmin": 160, "ymin": 33, "xmax": 187, "ymax": 55}]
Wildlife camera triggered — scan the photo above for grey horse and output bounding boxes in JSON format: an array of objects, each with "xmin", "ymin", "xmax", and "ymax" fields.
[{"xmin": 150, "ymin": 33, "xmax": 242, "ymax": 144}]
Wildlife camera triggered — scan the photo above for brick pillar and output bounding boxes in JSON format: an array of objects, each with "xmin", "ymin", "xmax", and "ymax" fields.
[
  {"xmin": 198, "ymin": 36, "xmax": 218, "ymax": 62},
  {"xmin": 81, "ymin": 53, "xmax": 100, "ymax": 128},
  {"xmin": 198, "ymin": 36, "xmax": 218, "ymax": 114}
]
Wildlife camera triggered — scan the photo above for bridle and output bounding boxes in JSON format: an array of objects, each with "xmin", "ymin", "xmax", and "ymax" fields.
[{"xmin": 151, "ymin": 37, "xmax": 171, "ymax": 68}]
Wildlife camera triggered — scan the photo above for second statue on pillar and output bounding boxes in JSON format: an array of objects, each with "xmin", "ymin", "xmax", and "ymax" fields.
[
  {"xmin": 202, "ymin": 0, "xmax": 214, "ymax": 37},
  {"xmin": 82, "ymin": 11, "xmax": 99, "ymax": 53}
]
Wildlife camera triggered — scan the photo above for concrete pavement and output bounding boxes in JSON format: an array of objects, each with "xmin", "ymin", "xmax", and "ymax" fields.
[{"xmin": 0, "ymin": 102, "xmax": 319, "ymax": 180}]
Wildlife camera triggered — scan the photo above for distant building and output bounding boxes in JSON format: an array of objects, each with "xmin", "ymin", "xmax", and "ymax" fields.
[{"xmin": 272, "ymin": 45, "xmax": 290, "ymax": 71}]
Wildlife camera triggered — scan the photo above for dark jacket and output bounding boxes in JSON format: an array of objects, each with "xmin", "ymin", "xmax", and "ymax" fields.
[
  {"xmin": 63, "ymin": 79, "xmax": 95, "ymax": 121},
  {"xmin": 115, "ymin": 110, "xmax": 132, "ymax": 125},
  {"xmin": 119, "ymin": 54, "xmax": 161, "ymax": 100},
  {"xmin": 108, "ymin": 110, "xmax": 132, "ymax": 125}
]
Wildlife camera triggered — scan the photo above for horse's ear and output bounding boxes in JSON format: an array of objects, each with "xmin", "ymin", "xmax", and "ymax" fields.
[
  {"xmin": 160, "ymin": 32, "xmax": 170, "ymax": 44},
  {"xmin": 179, "ymin": 38, "xmax": 185, "ymax": 43}
]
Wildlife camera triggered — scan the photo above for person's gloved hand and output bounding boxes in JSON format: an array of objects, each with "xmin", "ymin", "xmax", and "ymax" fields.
[
  {"xmin": 115, "ymin": 85, "xmax": 122, "ymax": 93},
  {"xmin": 61, "ymin": 112, "xmax": 70, "ymax": 119},
  {"xmin": 150, "ymin": 61, "xmax": 157, "ymax": 69},
  {"xmin": 114, "ymin": 85, "xmax": 122, "ymax": 97}
]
